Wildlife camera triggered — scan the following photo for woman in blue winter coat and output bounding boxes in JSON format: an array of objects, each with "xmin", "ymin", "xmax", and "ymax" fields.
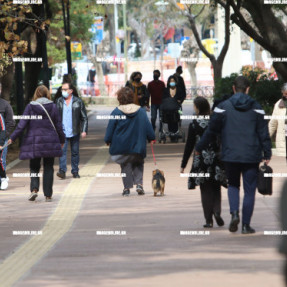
[
  {"xmin": 104, "ymin": 87, "xmax": 155, "ymax": 196},
  {"xmin": 8, "ymin": 85, "xmax": 65, "ymax": 202}
]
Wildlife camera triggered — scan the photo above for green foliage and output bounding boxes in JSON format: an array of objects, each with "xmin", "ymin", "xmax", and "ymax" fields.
[
  {"xmin": 253, "ymin": 76, "xmax": 284, "ymax": 115},
  {"xmin": 0, "ymin": 2, "xmax": 49, "ymax": 74},
  {"xmin": 47, "ymin": 0, "xmax": 94, "ymax": 65},
  {"xmin": 47, "ymin": 41, "xmax": 66, "ymax": 65},
  {"xmin": 0, "ymin": 53, "xmax": 12, "ymax": 77},
  {"xmin": 214, "ymin": 67, "xmax": 284, "ymax": 114},
  {"xmin": 214, "ymin": 73, "xmax": 237, "ymax": 98}
]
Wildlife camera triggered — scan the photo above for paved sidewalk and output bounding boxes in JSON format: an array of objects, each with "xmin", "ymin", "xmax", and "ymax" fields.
[{"xmin": 0, "ymin": 105, "xmax": 286, "ymax": 287}]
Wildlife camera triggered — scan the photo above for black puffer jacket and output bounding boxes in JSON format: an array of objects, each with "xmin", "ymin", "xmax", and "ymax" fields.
[
  {"xmin": 161, "ymin": 87, "xmax": 184, "ymax": 112},
  {"xmin": 56, "ymin": 96, "xmax": 88, "ymax": 135},
  {"xmin": 196, "ymin": 93, "xmax": 272, "ymax": 163}
]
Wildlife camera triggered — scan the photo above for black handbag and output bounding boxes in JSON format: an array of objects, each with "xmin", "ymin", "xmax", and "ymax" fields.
[
  {"xmin": 188, "ymin": 176, "xmax": 195, "ymax": 190},
  {"xmin": 257, "ymin": 163, "xmax": 273, "ymax": 196}
]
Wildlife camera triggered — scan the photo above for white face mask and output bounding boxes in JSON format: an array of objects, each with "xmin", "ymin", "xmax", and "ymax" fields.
[{"xmin": 62, "ymin": 91, "xmax": 69, "ymax": 98}]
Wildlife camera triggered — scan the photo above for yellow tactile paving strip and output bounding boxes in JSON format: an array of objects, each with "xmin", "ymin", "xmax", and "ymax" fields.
[{"xmin": 0, "ymin": 146, "xmax": 109, "ymax": 287}]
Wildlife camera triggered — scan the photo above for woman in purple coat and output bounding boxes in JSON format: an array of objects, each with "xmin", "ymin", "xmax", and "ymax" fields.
[{"xmin": 8, "ymin": 85, "xmax": 65, "ymax": 202}]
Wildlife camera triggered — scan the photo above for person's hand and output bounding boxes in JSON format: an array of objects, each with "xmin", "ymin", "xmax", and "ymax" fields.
[
  {"xmin": 106, "ymin": 142, "xmax": 110, "ymax": 146},
  {"xmin": 8, "ymin": 139, "xmax": 12, "ymax": 145},
  {"xmin": 0, "ymin": 146, "xmax": 2, "ymax": 150},
  {"xmin": 180, "ymin": 168, "xmax": 184, "ymax": 173},
  {"xmin": 194, "ymin": 150, "xmax": 200, "ymax": 155},
  {"xmin": 151, "ymin": 140, "xmax": 156, "ymax": 144},
  {"xmin": 61, "ymin": 143, "xmax": 64, "ymax": 148},
  {"xmin": 263, "ymin": 159, "xmax": 271, "ymax": 165},
  {"xmin": 146, "ymin": 106, "xmax": 150, "ymax": 112},
  {"xmin": 138, "ymin": 95, "xmax": 142, "ymax": 99},
  {"xmin": 81, "ymin": 132, "xmax": 87, "ymax": 139}
]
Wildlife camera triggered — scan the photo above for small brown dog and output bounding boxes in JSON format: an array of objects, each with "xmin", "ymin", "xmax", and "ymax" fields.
[{"xmin": 152, "ymin": 169, "xmax": 165, "ymax": 196}]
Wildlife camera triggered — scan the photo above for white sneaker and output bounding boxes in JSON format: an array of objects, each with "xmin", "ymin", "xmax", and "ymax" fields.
[
  {"xmin": 1, "ymin": 177, "xmax": 9, "ymax": 190},
  {"xmin": 28, "ymin": 191, "xmax": 38, "ymax": 201}
]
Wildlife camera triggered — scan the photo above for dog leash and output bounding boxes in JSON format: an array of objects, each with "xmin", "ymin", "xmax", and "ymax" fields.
[{"xmin": 150, "ymin": 142, "xmax": 157, "ymax": 167}]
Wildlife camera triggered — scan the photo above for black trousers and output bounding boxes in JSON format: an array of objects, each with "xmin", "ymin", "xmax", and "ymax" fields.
[
  {"xmin": 30, "ymin": 157, "xmax": 54, "ymax": 197},
  {"xmin": 200, "ymin": 180, "xmax": 221, "ymax": 222}
]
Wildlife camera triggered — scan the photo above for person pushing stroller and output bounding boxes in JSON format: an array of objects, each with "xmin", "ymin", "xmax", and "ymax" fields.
[{"xmin": 159, "ymin": 75, "xmax": 185, "ymax": 143}]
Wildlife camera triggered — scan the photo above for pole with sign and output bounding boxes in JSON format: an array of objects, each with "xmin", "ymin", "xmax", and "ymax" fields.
[{"xmin": 71, "ymin": 42, "xmax": 82, "ymax": 60}]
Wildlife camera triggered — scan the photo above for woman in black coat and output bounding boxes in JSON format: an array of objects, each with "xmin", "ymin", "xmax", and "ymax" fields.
[
  {"xmin": 125, "ymin": 71, "xmax": 149, "ymax": 108},
  {"xmin": 161, "ymin": 75, "xmax": 185, "ymax": 134},
  {"xmin": 180, "ymin": 96, "xmax": 227, "ymax": 228}
]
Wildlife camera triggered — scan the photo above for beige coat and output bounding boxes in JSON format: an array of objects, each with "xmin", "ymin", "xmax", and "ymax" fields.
[{"xmin": 269, "ymin": 99, "xmax": 286, "ymax": 157}]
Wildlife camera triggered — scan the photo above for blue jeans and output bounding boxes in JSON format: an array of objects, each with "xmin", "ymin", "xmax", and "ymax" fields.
[
  {"xmin": 224, "ymin": 162, "xmax": 259, "ymax": 225},
  {"xmin": 0, "ymin": 139, "xmax": 8, "ymax": 179},
  {"xmin": 151, "ymin": 104, "xmax": 162, "ymax": 131},
  {"xmin": 59, "ymin": 134, "xmax": 80, "ymax": 174}
]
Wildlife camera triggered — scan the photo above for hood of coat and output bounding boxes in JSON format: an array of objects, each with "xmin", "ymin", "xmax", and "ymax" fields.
[
  {"xmin": 117, "ymin": 104, "xmax": 141, "ymax": 117},
  {"xmin": 229, "ymin": 93, "xmax": 255, "ymax": 111},
  {"xmin": 30, "ymin": 97, "xmax": 54, "ymax": 105}
]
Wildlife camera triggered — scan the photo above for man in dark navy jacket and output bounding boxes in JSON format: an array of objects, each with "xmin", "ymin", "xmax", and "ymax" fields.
[{"xmin": 196, "ymin": 76, "xmax": 272, "ymax": 234}]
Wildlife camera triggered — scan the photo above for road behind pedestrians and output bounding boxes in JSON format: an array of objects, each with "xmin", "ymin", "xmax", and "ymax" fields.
[{"xmin": 0, "ymin": 104, "xmax": 285, "ymax": 287}]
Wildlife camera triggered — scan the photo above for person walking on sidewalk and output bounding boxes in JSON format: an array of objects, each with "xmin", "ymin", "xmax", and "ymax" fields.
[
  {"xmin": 87, "ymin": 65, "xmax": 96, "ymax": 96},
  {"xmin": 56, "ymin": 82, "xmax": 88, "ymax": 179},
  {"xmin": 181, "ymin": 96, "xmax": 226, "ymax": 228},
  {"xmin": 279, "ymin": 180, "xmax": 287, "ymax": 286},
  {"xmin": 0, "ymin": 114, "xmax": 9, "ymax": 190},
  {"xmin": 161, "ymin": 75, "xmax": 185, "ymax": 140},
  {"xmin": 0, "ymin": 97, "xmax": 15, "ymax": 190},
  {"xmin": 125, "ymin": 71, "xmax": 150, "ymax": 109},
  {"xmin": 269, "ymin": 83, "xmax": 287, "ymax": 162},
  {"xmin": 104, "ymin": 87, "xmax": 155, "ymax": 196},
  {"xmin": 148, "ymin": 70, "xmax": 165, "ymax": 131},
  {"xmin": 174, "ymin": 66, "xmax": 186, "ymax": 101},
  {"xmin": 8, "ymin": 85, "xmax": 65, "ymax": 202},
  {"xmin": 195, "ymin": 76, "xmax": 272, "ymax": 234}
]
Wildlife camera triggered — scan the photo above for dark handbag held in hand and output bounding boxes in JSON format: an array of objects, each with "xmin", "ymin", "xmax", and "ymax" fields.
[{"xmin": 257, "ymin": 163, "xmax": 273, "ymax": 196}]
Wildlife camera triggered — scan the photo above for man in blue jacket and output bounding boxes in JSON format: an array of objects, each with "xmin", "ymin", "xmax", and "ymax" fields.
[{"xmin": 196, "ymin": 76, "xmax": 272, "ymax": 234}]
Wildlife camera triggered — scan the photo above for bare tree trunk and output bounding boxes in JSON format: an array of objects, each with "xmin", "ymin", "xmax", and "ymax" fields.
[
  {"xmin": 0, "ymin": 63, "xmax": 14, "ymax": 102},
  {"xmin": 160, "ymin": 37, "xmax": 164, "ymax": 79},
  {"xmin": 213, "ymin": 60, "xmax": 223, "ymax": 82},
  {"xmin": 86, "ymin": 38, "xmax": 108, "ymax": 97},
  {"xmin": 225, "ymin": 0, "xmax": 287, "ymax": 81},
  {"xmin": 129, "ymin": 18, "xmax": 150, "ymax": 59},
  {"xmin": 174, "ymin": 1, "xmax": 230, "ymax": 86},
  {"xmin": 140, "ymin": 33, "xmax": 150, "ymax": 59},
  {"xmin": 106, "ymin": 6, "xmax": 116, "ymax": 56},
  {"xmin": 95, "ymin": 61, "xmax": 107, "ymax": 97},
  {"xmin": 23, "ymin": 27, "xmax": 42, "ymax": 104},
  {"xmin": 187, "ymin": 63, "xmax": 197, "ymax": 86},
  {"xmin": 152, "ymin": 39, "xmax": 156, "ymax": 70}
]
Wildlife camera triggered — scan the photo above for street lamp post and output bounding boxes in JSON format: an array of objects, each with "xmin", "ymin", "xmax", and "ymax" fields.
[
  {"xmin": 123, "ymin": 3, "xmax": 128, "ymax": 83},
  {"xmin": 62, "ymin": 0, "xmax": 72, "ymax": 76}
]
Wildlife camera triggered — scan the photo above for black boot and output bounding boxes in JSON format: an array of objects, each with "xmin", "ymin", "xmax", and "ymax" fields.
[
  {"xmin": 242, "ymin": 224, "xmax": 256, "ymax": 234},
  {"xmin": 229, "ymin": 211, "xmax": 240, "ymax": 232},
  {"xmin": 214, "ymin": 212, "xmax": 224, "ymax": 227}
]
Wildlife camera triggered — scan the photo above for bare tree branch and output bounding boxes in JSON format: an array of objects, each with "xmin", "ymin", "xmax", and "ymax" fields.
[
  {"xmin": 217, "ymin": 0, "xmax": 230, "ymax": 63},
  {"xmin": 217, "ymin": 0, "xmax": 272, "ymax": 52},
  {"xmin": 194, "ymin": 5, "xmax": 206, "ymax": 19}
]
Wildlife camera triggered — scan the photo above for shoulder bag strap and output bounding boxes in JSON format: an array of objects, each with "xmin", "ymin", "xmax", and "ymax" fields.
[{"xmin": 34, "ymin": 102, "xmax": 56, "ymax": 131}]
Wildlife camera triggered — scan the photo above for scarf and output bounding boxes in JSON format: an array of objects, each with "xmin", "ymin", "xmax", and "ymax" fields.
[{"xmin": 132, "ymin": 81, "xmax": 143, "ymax": 106}]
